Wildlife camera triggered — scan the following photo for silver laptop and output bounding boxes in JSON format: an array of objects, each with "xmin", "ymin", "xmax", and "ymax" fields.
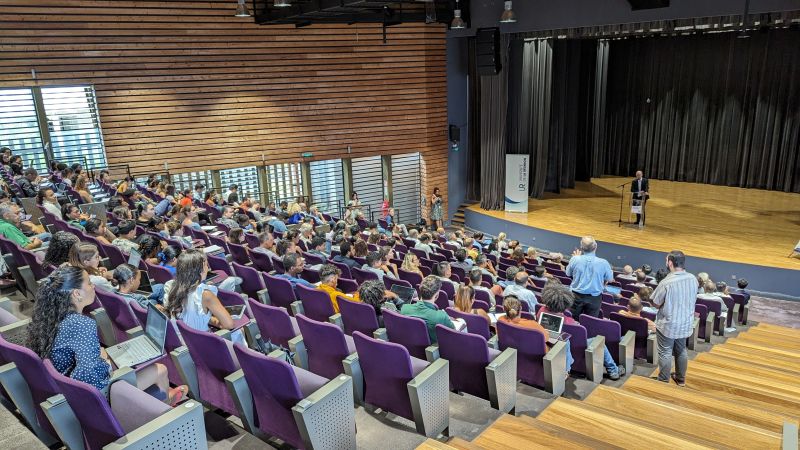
[
  {"xmin": 127, "ymin": 248, "xmax": 142, "ymax": 268},
  {"xmin": 390, "ymin": 284, "xmax": 416, "ymax": 303},
  {"xmin": 537, "ymin": 312, "xmax": 565, "ymax": 345},
  {"xmin": 106, "ymin": 304, "xmax": 168, "ymax": 368},
  {"xmin": 19, "ymin": 197, "xmax": 43, "ymax": 224},
  {"xmin": 78, "ymin": 201, "xmax": 108, "ymax": 225}
]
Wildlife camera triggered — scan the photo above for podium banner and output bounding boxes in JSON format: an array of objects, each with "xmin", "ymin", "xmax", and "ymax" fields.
[{"xmin": 505, "ymin": 154, "xmax": 529, "ymax": 213}]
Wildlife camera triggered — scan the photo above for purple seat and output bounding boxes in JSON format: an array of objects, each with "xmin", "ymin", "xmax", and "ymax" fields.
[
  {"xmin": 338, "ymin": 297, "xmax": 380, "ymax": 336},
  {"xmin": 495, "ymin": 320, "xmax": 552, "ymax": 390},
  {"xmin": 728, "ymin": 291, "xmax": 748, "ymax": 324},
  {"xmin": 352, "ymin": 331, "xmax": 450, "ymax": 437},
  {"xmin": 409, "ymin": 248, "xmax": 428, "ymax": 261},
  {"xmin": 244, "ymin": 233, "xmax": 261, "ymax": 249},
  {"xmin": 231, "ymin": 343, "xmax": 355, "ymax": 449},
  {"xmin": 296, "ymin": 284, "xmax": 335, "ymax": 323},
  {"xmin": 300, "ymin": 267, "xmax": 320, "ymax": 284},
  {"xmin": 329, "ymin": 260, "xmax": 352, "ymax": 280},
  {"xmin": 228, "ymin": 242, "xmax": 251, "ymax": 266},
  {"xmin": 445, "ymin": 307, "xmax": 491, "ymax": 340},
  {"xmin": 295, "ymin": 315, "xmax": 355, "ymax": 380},
  {"xmin": 302, "ymin": 252, "xmax": 325, "ymax": 266},
  {"xmin": 145, "ymin": 261, "xmax": 174, "ymax": 285},
  {"xmin": 382, "ymin": 309, "xmax": 432, "ymax": 360},
  {"xmin": 208, "ymin": 253, "xmax": 234, "ymax": 277},
  {"xmin": 580, "ymin": 314, "xmax": 634, "ymax": 373},
  {"xmin": 250, "ymin": 250, "xmax": 274, "ymax": 273},
  {"xmin": 208, "ymin": 234, "xmax": 231, "ymax": 254},
  {"xmin": 473, "ymin": 289, "xmax": 491, "ymax": 307},
  {"xmin": 384, "ymin": 276, "xmax": 413, "ymax": 292},
  {"xmin": 351, "ymin": 266, "xmax": 379, "ymax": 285},
  {"xmin": 435, "ymin": 325, "xmax": 516, "ymax": 413},
  {"xmin": 696, "ymin": 297, "xmax": 724, "ymax": 336},
  {"xmin": 434, "ymin": 289, "xmax": 450, "ymax": 311},
  {"xmin": 248, "ymin": 299, "xmax": 299, "ymax": 349},
  {"xmin": 176, "ymin": 321, "xmax": 240, "ymax": 415},
  {"xmin": 17, "ymin": 247, "xmax": 50, "ymax": 280},
  {"xmin": 398, "ymin": 268, "xmax": 423, "ymax": 287},
  {"xmin": 101, "ymin": 243, "xmax": 128, "ymax": 268},
  {"xmin": 232, "ymin": 262, "xmax": 266, "ymax": 301},
  {"xmin": 95, "ymin": 289, "xmax": 140, "ymax": 344},
  {"xmin": 600, "ymin": 302, "xmax": 626, "ymax": 319},
  {"xmin": 450, "ymin": 266, "xmax": 466, "ymax": 282},
  {"xmin": 337, "ymin": 277, "xmax": 359, "ymax": 294},
  {"xmin": 264, "ymin": 273, "xmax": 297, "ymax": 310},
  {"xmin": 694, "ymin": 303, "xmax": 712, "ymax": 342},
  {"xmin": 429, "ymin": 253, "xmax": 446, "ymax": 263},
  {"xmin": 561, "ymin": 322, "xmax": 599, "ymax": 382},
  {"xmin": 472, "ymin": 300, "xmax": 491, "ymax": 312},
  {"xmin": 610, "ymin": 312, "xmax": 654, "ymax": 362},
  {"xmin": 438, "ymin": 279, "xmax": 456, "ymax": 300}
]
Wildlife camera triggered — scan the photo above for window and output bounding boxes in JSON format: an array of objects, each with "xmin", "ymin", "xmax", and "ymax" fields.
[
  {"xmin": 0, "ymin": 85, "xmax": 108, "ymax": 173},
  {"xmin": 309, "ymin": 159, "xmax": 344, "ymax": 214},
  {"xmin": 171, "ymin": 170, "xmax": 212, "ymax": 195},
  {"xmin": 265, "ymin": 162, "xmax": 304, "ymax": 205},
  {"xmin": 220, "ymin": 166, "xmax": 259, "ymax": 201},
  {"xmin": 391, "ymin": 153, "xmax": 422, "ymax": 225},
  {"xmin": 351, "ymin": 156, "xmax": 386, "ymax": 222}
]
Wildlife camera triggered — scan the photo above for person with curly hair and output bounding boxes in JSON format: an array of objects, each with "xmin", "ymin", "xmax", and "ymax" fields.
[
  {"xmin": 42, "ymin": 231, "xmax": 80, "ymax": 268},
  {"xmin": 26, "ymin": 266, "xmax": 185, "ymax": 404}
]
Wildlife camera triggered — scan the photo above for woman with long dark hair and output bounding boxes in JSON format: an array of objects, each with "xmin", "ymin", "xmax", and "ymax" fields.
[{"xmin": 26, "ymin": 266, "xmax": 185, "ymax": 403}]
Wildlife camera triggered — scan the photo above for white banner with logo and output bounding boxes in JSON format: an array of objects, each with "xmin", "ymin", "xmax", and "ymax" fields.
[{"xmin": 505, "ymin": 154, "xmax": 530, "ymax": 213}]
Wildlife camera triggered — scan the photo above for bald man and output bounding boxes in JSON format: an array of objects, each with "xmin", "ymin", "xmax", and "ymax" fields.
[
  {"xmin": 631, "ymin": 170, "xmax": 649, "ymax": 225},
  {"xmin": 566, "ymin": 236, "xmax": 613, "ymax": 319}
]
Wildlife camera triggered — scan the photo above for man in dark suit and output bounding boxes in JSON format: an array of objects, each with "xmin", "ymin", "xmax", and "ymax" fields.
[{"xmin": 631, "ymin": 170, "xmax": 649, "ymax": 225}]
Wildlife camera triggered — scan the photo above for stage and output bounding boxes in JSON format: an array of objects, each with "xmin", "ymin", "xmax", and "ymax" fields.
[{"xmin": 465, "ymin": 177, "xmax": 800, "ymax": 299}]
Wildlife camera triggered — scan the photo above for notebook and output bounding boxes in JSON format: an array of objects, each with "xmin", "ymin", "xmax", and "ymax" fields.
[
  {"xmin": 106, "ymin": 304, "xmax": 168, "ymax": 368},
  {"xmin": 537, "ymin": 312, "xmax": 565, "ymax": 345}
]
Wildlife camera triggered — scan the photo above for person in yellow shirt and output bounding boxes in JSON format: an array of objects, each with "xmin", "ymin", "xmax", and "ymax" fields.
[{"xmin": 317, "ymin": 264, "xmax": 359, "ymax": 313}]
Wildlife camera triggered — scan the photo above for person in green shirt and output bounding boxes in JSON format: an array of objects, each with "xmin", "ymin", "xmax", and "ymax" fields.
[
  {"xmin": 0, "ymin": 203, "xmax": 42, "ymax": 249},
  {"xmin": 61, "ymin": 204, "xmax": 87, "ymax": 231},
  {"xmin": 400, "ymin": 275, "xmax": 454, "ymax": 343}
]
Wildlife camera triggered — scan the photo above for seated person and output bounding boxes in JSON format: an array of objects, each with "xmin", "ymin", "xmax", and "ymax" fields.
[
  {"xmin": 0, "ymin": 203, "xmax": 43, "ymax": 249},
  {"xmin": 432, "ymin": 261, "xmax": 458, "ymax": 290},
  {"xmin": 111, "ymin": 220, "xmax": 139, "ymax": 254},
  {"xmin": 251, "ymin": 231, "xmax": 278, "ymax": 259},
  {"xmin": 353, "ymin": 240, "xmax": 369, "ymax": 258},
  {"xmin": 113, "ymin": 263, "xmax": 165, "ymax": 308},
  {"xmin": 453, "ymin": 285, "xmax": 490, "ymax": 323},
  {"xmin": 307, "ymin": 236, "xmax": 329, "ymax": 259},
  {"xmin": 475, "ymin": 254, "xmax": 498, "ymax": 284},
  {"xmin": 617, "ymin": 295, "xmax": 656, "ymax": 333},
  {"xmin": 497, "ymin": 295, "xmax": 546, "ymax": 337},
  {"xmin": 362, "ymin": 251, "xmax": 394, "ymax": 281},
  {"xmin": 69, "ymin": 243, "xmax": 116, "ymax": 292},
  {"xmin": 227, "ymin": 227, "xmax": 246, "ymax": 246},
  {"xmin": 414, "ymin": 234, "xmax": 435, "ymax": 259},
  {"xmin": 42, "ymin": 232, "xmax": 80, "ymax": 268},
  {"xmin": 401, "ymin": 252, "xmax": 424, "ymax": 276},
  {"xmin": 317, "ymin": 264, "xmax": 359, "ymax": 313},
  {"xmin": 62, "ymin": 203, "xmax": 88, "ymax": 230},
  {"xmin": 38, "ymin": 186, "xmax": 62, "ymax": 217},
  {"xmin": 84, "ymin": 218, "xmax": 116, "ymax": 245},
  {"xmin": 617, "ymin": 265, "xmax": 636, "ymax": 281},
  {"xmin": 136, "ymin": 203, "xmax": 162, "ymax": 230},
  {"xmin": 450, "ymin": 248, "xmax": 473, "ymax": 272},
  {"xmin": 26, "ymin": 266, "xmax": 185, "ymax": 404},
  {"xmin": 400, "ymin": 276, "xmax": 454, "ymax": 343},
  {"xmin": 697, "ymin": 279, "xmax": 729, "ymax": 315},
  {"xmin": 216, "ymin": 206, "xmax": 239, "ymax": 230},
  {"xmin": 530, "ymin": 265, "xmax": 549, "ymax": 282},
  {"xmin": 502, "ymin": 271, "xmax": 538, "ymax": 312},
  {"xmin": 158, "ymin": 245, "xmax": 180, "ymax": 276},
  {"xmin": 733, "ymin": 278, "xmax": 750, "ymax": 303},
  {"xmin": 332, "ymin": 240, "xmax": 359, "ymax": 269},
  {"xmin": 276, "ymin": 253, "xmax": 316, "ymax": 289},
  {"xmin": 466, "ymin": 268, "xmax": 496, "ymax": 305}
]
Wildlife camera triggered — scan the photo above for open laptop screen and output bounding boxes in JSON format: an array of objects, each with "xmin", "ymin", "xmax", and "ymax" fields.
[
  {"xmin": 145, "ymin": 303, "xmax": 168, "ymax": 354},
  {"xmin": 538, "ymin": 312, "xmax": 564, "ymax": 334}
]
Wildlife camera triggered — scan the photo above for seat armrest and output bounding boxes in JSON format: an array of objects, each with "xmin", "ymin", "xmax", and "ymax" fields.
[
  {"xmin": 425, "ymin": 344, "xmax": 440, "ymax": 363},
  {"xmin": 0, "ymin": 362, "xmax": 58, "ymax": 445},
  {"xmin": 619, "ymin": 330, "xmax": 636, "ymax": 375},
  {"xmin": 407, "ymin": 358, "xmax": 450, "ymax": 438},
  {"xmin": 293, "ymin": 374, "xmax": 356, "ymax": 450},
  {"xmin": 716, "ymin": 312, "xmax": 726, "ymax": 337},
  {"xmin": 688, "ymin": 317, "xmax": 700, "ymax": 350},
  {"xmin": 290, "ymin": 301, "xmax": 304, "ymax": 316},
  {"xmin": 288, "ymin": 335, "xmax": 308, "ymax": 369},
  {"xmin": 486, "ymin": 348, "xmax": 517, "ymax": 414},
  {"xmin": 257, "ymin": 288, "xmax": 270, "ymax": 305},
  {"xmin": 585, "ymin": 335, "xmax": 605, "ymax": 383},
  {"xmin": 104, "ymin": 400, "xmax": 206, "ymax": 449},
  {"xmin": 41, "ymin": 394, "xmax": 84, "ymax": 450},
  {"xmin": 0, "ymin": 318, "xmax": 30, "ymax": 339},
  {"xmin": 646, "ymin": 333, "xmax": 657, "ymax": 364},
  {"xmin": 487, "ymin": 334, "xmax": 499, "ymax": 350},
  {"xmin": 170, "ymin": 346, "xmax": 199, "ymax": 399},
  {"xmin": 372, "ymin": 328, "xmax": 387, "ymax": 341},
  {"xmin": 90, "ymin": 307, "xmax": 118, "ymax": 346},
  {"xmin": 342, "ymin": 353, "xmax": 364, "ymax": 405},
  {"xmin": 705, "ymin": 311, "xmax": 716, "ymax": 343},
  {"xmin": 0, "ymin": 297, "xmax": 13, "ymax": 313},
  {"xmin": 329, "ymin": 313, "xmax": 343, "ymax": 330},
  {"xmin": 110, "ymin": 366, "xmax": 137, "ymax": 386},
  {"xmin": 125, "ymin": 326, "xmax": 145, "ymax": 339},
  {"xmin": 224, "ymin": 369, "xmax": 257, "ymax": 434},
  {"xmin": 543, "ymin": 340, "xmax": 567, "ymax": 396}
]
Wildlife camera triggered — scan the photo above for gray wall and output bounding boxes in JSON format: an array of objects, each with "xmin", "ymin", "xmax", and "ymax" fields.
[{"xmin": 446, "ymin": 36, "xmax": 470, "ymax": 224}]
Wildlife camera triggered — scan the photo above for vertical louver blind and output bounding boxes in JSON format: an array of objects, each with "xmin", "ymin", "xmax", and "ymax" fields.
[
  {"xmin": 391, "ymin": 152, "xmax": 422, "ymax": 225},
  {"xmin": 0, "ymin": 88, "xmax": 47, "ymax": 171},
  {"xmin": 351, "ymin": 155, "xmax": 386, "ymax": 221},
  {"xmin": 309, "ymin": 159, "xmax": 344, "ymax": 214},
  {"xmin": 220, "ymin": 166, "xmax": 259, "ymax": 201},
  {"xmin": 266, "ymin": 162, "xmax": 304, "ymax": 205},
  {"xmin": 41, "ymin": 86, "xmax": 107, "ymax": 171}
]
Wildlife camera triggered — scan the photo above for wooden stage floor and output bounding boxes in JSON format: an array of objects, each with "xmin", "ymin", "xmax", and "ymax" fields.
[{"xmin": 469, "ymin": 177, "xmax": 800, "ymax": 271}]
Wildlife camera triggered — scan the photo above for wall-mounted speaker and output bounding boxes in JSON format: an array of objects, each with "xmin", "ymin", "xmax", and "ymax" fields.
[
  {"xmin": 476, "ymin": 27, "xmax": 501, "ymax": 75},
  {"xmin": 449, "ymin": 124, "xmax": 460, "ymax": 142}
]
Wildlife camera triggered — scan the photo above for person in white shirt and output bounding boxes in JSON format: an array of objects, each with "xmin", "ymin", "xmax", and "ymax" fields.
[
  {"xmin": 502, "ymin": 272, "xmax": 538, "ymax": 312},
  {"xmin": 38, "ymin": 187, "xmax": 62, "ymax": 217},
  {"xmin": 414, "ymin": 234, "xmax": 435, "ymax": 259}
]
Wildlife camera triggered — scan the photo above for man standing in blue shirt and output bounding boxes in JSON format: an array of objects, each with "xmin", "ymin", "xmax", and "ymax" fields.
[{"xmin": 565, "ymin": 236, "xmax": 613, "ymax": 320}]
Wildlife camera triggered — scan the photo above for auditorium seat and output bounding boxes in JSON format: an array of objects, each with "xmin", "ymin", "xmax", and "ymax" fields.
[
  {"xmin": 248, "ymin": 299, "xmax": 299, "ymax": 350},
  {"xmin": 294, "ymin": 284, "xmax": 337, "ymax": 324},
  {"xmin": 263, "ymin": 273, "xmax": 298, "ymax": 310},
  {"xmin": 495, "ymin": 320, "xmax": 568, "ymax": 396},
  {"xmin": 445, "ymin": 307, "xmax": 493, "ymax": 343},
  {"xmin": 696, "ymin": 297, "xmax": 726, "ymax": 337},
  {"xmin": 382, "ymin": 309, "xmax": 438, "ymax": 361},
  {"xmin": 579, "ymin": 314, "xmax": 634, "ymax": 375},
  {"xmin": 232, "ymin": 262, "xmax": 267, "ymax": 302},
  {"xmin": 94, "ymin": 289, "xmax": 140, "ymax": 345},
  {"xmin": 228, "ymin": 243, "xmax": 251, "ymax": 266},
  {"xmin": 336, "ymin": 277, "xmax": 359, "ymax": 294},
  {"xmin": 599, "ymin": 302, "xmax": 625, "ymax": 319},
  {"xmin": 561, "ymin": 323, "xmax": 604, "ymax": 383},
  {"xmin": 338, "ymin": 297, "xmax": 380, "ymax": 336},
  {"xmin": 249, "ymin": 250, "xmax": 274, "ymax": 273},
  {"xmin": 351, "ymin": 266, "xmax": 379, "ymax": 285},
  {"xmin": 609, "ymin": 312, "xmax": 655, "ymax": 363}
]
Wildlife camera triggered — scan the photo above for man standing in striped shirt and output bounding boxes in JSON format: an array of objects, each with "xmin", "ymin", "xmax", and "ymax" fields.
[{"xmin": 651, "ymin": 250, "xmax": 696, "ymax": 386}]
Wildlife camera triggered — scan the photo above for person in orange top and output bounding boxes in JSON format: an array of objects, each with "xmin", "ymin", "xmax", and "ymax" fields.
[
  {"xmin": 497, "ymin": 295, "xmax": 548, "ymax": 341},
  {"xmin": 178, "ymin": 189, "xmax": 193, "ymax": 208},
  {"xmin": 618, "ymin": 293, "xmax": 656, "ymax": 333},
  {"xmin": 317, "ymin": 264, "xmax": 359, "ymax": 314}
]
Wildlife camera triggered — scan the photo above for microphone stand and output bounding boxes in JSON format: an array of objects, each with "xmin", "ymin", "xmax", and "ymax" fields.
[{"xmin": 617, "ymin": 181, "xmax": 631, "ymax": 227}]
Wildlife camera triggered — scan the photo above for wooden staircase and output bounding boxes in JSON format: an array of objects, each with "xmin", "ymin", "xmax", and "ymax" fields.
[
  {"xmin": 450, "ymin": 203, "xmax": 475, "ymax": 228},
  {"xmin": 419, "ymin": 323, "xmax": 800, "ymax": 450}
]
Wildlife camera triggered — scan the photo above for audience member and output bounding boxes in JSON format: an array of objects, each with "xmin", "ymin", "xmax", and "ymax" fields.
[
  {"xmin": 252, "ymin": 231, "xmax": 278, "ymax": 259},
  {"xmin": 453, "ymin": 285, "xmax": 490, "ymax": 323},
  {"xmin": 112, "ymin": 220, "xmax": 139, "ymax": 253},
  {"xmin": 276, "ymin": 252, "xmax": 316, "ymax": 288},
  {"xmin": 69, "ymin": 243, "xmax": 115, "ymax": 292},
  {"xmin": 362, "ymin": 251, "xmax": 392, "ymax": 281},
  {"xmin": 414, "ymin": 234, "xmax": 435, "ymax": 258},
  {"xmin": 113, "ymin": 263, "xmax": 165, "ymax": 308},
  {"xmin": 497, "ymin": 295, "xmax": 546, "ymax": 337},
  {"xmin": 0, "ymin": 203, "xmax": 43, "ymax": 249},
  {"xmin": 84, "ymin": 218, "xmax": 115, "ymax": 245},
  {"xmin": 42, "ymin": 231, "xmax": 80, "ymax": 268},
  {"xmin": 451, "ymin": 248, "xmax": 473, "ymax": 272},
  {"xmin": 697, "ymin": 280, "xmax": 730, "ymax": 314},
  {"xmin": 401, "ymin": 252, "xmax": 424, "ymax": 276},
  {"xmin": 317, "ymin": 264, "xmax": 359, "ymax": 313},
  {"xmin": 62, "ymin": 204, "xmax": 87, "ymax": 230},
  {"xmin": 332, "ymin": 240, "xmax": 358, "ymax": 269},
  {"xmin": 566, "ymin": 236, "xmax": 613, "ymax": 320},
  {"xmin": 502, "ymin": 271, "xmax": 538, "ymax": 312},
  {"xmin": 400, "ymin": 276, "xmax": 454, "ymax": 343},
  {"xmin": 37, "ymin": 187, "xmax": 62, "ymax": 217},
  {"xmin": 618, "ymin": 295, "xmax": 656, "ymax": 333}
]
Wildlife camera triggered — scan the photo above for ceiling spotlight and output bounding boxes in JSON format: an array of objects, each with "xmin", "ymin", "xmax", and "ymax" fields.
[
  {"xmin": 500, "ymin": 1, "xmax": 517, "ymax": 24},
  {"xmin": 274, "ymin": 0, "xmax": 292, "ymax": 7},
  {"xmin": 451, "ymin": 1, "xmax": 466, "ymax": 29},
  {"xmin": 235, "ymin": 0, "xmax": 250, "ymax": 17}
]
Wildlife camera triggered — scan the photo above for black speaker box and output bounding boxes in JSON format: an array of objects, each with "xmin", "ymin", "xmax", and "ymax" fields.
[
  {"xmin": 449, "ymin": 124, "xmax": 460, "ymax": 142},
  {"xmin": 476, "ymin": 27, "xmax": 501, "ymax": 75}
]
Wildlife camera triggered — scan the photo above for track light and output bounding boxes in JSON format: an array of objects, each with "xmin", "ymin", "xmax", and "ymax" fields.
[
  {"xmin": 500, "ymin": 1, "xmax": 517, "ymax": 24},
  {"xmin": 235, "ymin": 0, "xmax": 250, "ymax": 17},
  {"xmin": 451, "ymin": 0, "xmax": 466, "ymax": 29},
  {"xmin": 274, "ymin": 0, "xmax": 292, "ymax": 7}
]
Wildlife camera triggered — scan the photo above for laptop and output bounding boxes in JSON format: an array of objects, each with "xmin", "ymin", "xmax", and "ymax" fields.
[
  {"xmin": 604, "ymin": 285, "xmax": 622, "ymax": 296},
  {"xmin": 225, "ymin": 304, "xmax": 246, "ymax": 319},
  {"xmin": 537, "ymin": 312, "xmax": 565, "ymax": 345},
  {"xmin": 202, "ymin": 245, "xmax": 224, "ymax": 257},
  {"xmin": 390, "ymin": 284, "xmax": 417, "ymax": 303},
  {"xmin": 79, "ymin": 202, "xmax": 108, "ymax": 225},
  {"xmin": 19, "ymin": 197, "xmax": 43, "ymax": 224},
  {"xmin": 127, "ymin": 248, "xmax": 142, "ymax": 268},
  {"xmin": 106, "ymin": 304, "xmax": 168, "ymax": 368}
]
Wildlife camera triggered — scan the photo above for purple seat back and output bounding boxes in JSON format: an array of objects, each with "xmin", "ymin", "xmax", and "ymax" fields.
[
  {"xmin": 208, "ymin": 234, "xmax": 230, "ymax": 254},
  {"xmin": 248, "ymin": 299, "xmax": 298, "ymax": 348},
  {"xmin": 244, "ymin": 233, "xmax": 261, "ymax": 249},
  {"xmin": 562, "ymin": 323, "xmax": 589, "ymax": 376},
  {"xmin": 338, "ymin": 297, "xmax": 379, "ymax": 336},
  {"xmin": 264, "ymin": 273, "xmax": 297, "ymax": 309},
  {"xmin": 232, "ymin": 344, "xmax": 307, "ymax": 448},
  {"xmin": 296, "ymin": 314, "xmax": 352, "ymax": 379},
  {"xmin": 496, "ymin": 320, "xmax": 547, "ymax": 388},
  {"xmin": 351, "ymin": 266, "xmax": 378, "ymax": 285},
  {"xmin": 384, "ymin": 276, "xmax": 412, "ymax": 292},
  {"xmin": 296, "ymin": 284, "xmax": 335, "ymax": 322},
  {"xmin": 300, "ymin": 268, "xmax": 320, "ymax": 284},
  {"xmin": 95, "ymin": 290, "xmax": 140, "ymax": 343},
  {"xmin": 398, "ymin": 269, "xmax": 423, "ymax": 287},
  {"xmin": 336, "ymin": 277, "xmax": 358, "ymax": 294},
  {"xmin": 696, "ymin": 298, "xmax": 723, "ymax": 333},
  {"xmin": 472, "ymin": 300, "xmax": 491, "ymax": 312},
  {"xmin": 438, "ymin": 279, "xmax": 455, "ymax": 300},
  {"xmin": 302, "ymin": 252, "xmax": 325, "ymax": 266},
  {"xmin": 228, "ymin": 243, "xmax": 251, "ymax": 266},
  {"xmin": 145, "ymin": 261, "xmax": 174, "ymax": 285},
  {"xmin": 330, "ymin": 260, "xmax": 352, "ymax": 280},
  {"xmin": 445, "ymin": 307, "xmax": 491, "ymax": 340},
  {"xmin": 207, "ymin": 254, "xmax": 233, "ymax": 277},
  {"xmin": 610, "ymin": 312, "xmax": 649, "ymax": 360},
  {"xmin": 176, "ymin": 321, "xmax": 240, "ymax": 415},
  {"xmin": 101, "ymin": 243, "xmax": 128, "ymax": 268},
  {"xmin": 352, "ymin": 331, "xmax": 417, "ymax": 421},
  {"xmin": 435, "ymin": 325, "xmax": 492, "ymax": 400},
  {"xmin": 43, "ymin": 360, "xmax": 125, "ymax": 450},
  {"xmin": 0, "ymin": 336, "xmax": 60, "ymax": 438},
  {"xmin": 434, "ymin": 289, "xmax": 450, "ymax": 310},
  {"xmin": 600, "ymin": 302, "xmax": 626, "ymax": 319},
  {"xmin": 18, "ymin": 247, "xmax": 50, "ymax": 280},
  {"xmin": 474, "ymin": 288, "xmax": 492, "ymax": 306},
  {"xmin": 250, "ymin": 251, "xmax": 274, "ymax": 273},
  {"xmin": 694, "ymin": 303, "xmax": 710, "ymax": 339},
  {"xmin": 232, "ymin": 262, "xmax": 266, "ymax": 300},
  {"xmin": 580, "ymin": 315, "xmax": 623, "ymax": 364},
  {"xmin": 382, "ymin": 309, "xmax": 431, "ymax": 360}
]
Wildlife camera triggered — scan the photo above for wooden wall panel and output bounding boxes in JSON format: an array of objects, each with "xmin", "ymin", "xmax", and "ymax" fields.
[{"xmin": 0, "ymin": 0, "xmax": 450, "ymax": 219}]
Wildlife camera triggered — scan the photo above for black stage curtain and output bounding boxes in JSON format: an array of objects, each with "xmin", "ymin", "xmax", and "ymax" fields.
[
  {"xmin": 604, "ymin": 29, "xmax": 800, "ymax": 192},
  {"xmin": 465, "ymin": 38, "xmax": 482, "ymax": 202}
]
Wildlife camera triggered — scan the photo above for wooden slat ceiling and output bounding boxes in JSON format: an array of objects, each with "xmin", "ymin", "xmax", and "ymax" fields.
[{"xmin": 0, "ymin": 0, "xmax": 449, "ymax": 218}]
